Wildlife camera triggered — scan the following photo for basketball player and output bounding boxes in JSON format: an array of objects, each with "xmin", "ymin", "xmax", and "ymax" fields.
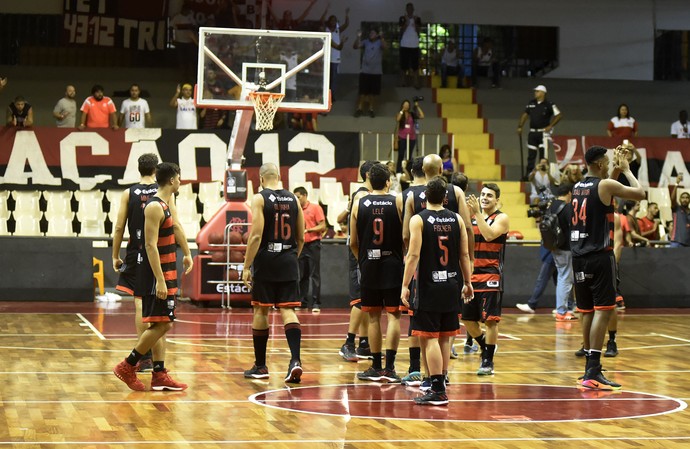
[
  {"xmin": 401, "ymin": 154, "xmax": 475, "ymax": 386},
  {"xmin": 337, "ymin": 160, "xmax": 377, "ymax": 362},
  {"xmin": 242, "ymin": 163, "xmax": 305, "ymax": 383},
  {"xmin": 402, "ymin": 176, "xmax": 473, "ymax": 406},
  {"xmin": 112, "ymin": 153, "xmax": 159, "ymax": 372},
  {"xmin": 113, "ymin": 162, "xmax": 192, "ymax": 391},
  {"xmin": 571, "ymin": 145, "xmax": 644, "ymax": 390},
  {"xmin": 351, "ymin": 163, "xmax": 404, "ymax": 382},
  {"xmin": 463, "ymin": 183, "xmax": 509, "ymax": 376}
]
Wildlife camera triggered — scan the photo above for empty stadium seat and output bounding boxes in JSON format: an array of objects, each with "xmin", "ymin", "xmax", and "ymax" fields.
[
  {"xmin": 75, "ymin": 190, "xmax": 105, "ymax": 218},
  {"xmin": 647, "ymin": 187, "xmax": 671, "ymax": 208},
  {"xmin": 46, "ymin": 213, "xmax": 76, "ymax": 237},
  {"xmin": 320, "ymin": 181, "xmax": 344, "ymax": 206},
  {"xmin": 44, "ymin": 190, "xmax": 73, "ymax": 221},
  {"xmin": 198, "ymin": 181, "xmax": 222, "ymax": 205},
  {"xmin": 12, "ymin": 190, "xmax": 42, "ymax": 215},
  {"xmin": 203, "ymin": 199, "xmax": 226, "ymax": 222},
  {"xmin": 13, "ymin": 212, "xmax": 43, "ymax": 236},
  {"xmin": 175, "ymin": 196, "xmax": 201, "ymax": 239},
  {"xmin": 105, "ymin": 190, "xmax": 128, "ymax": 238},
  {"xmin": 0, "ymin": 191, "xmax": 9, "ymax": 235},
  {"xmin": 177, "ymin": 183, "xmax": 195, "ymax": 201}
]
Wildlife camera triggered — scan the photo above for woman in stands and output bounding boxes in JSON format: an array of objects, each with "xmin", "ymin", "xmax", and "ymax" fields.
[
  {"xmin": 394, "ymin": 98, "xmax": 424, "ymax": 173},
  {"xmin": 439, "ymin": 144, "xmax": 458, "ymax": 182},
  {"xmin": 607, "ymin": 103, "xmax": 638, "ymax": 140}
]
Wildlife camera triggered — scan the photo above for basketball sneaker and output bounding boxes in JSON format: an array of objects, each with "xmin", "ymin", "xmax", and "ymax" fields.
[
  {"xmin": 580, "ymin": 366, "xmax": 622, "ymax": 391},
  {"xmin": 357, "ymin": 366, "xmax": 384, "ymax": 382},
  {"xmin": 339, "ymin": 343, "xmax": 358, "ymax": 362},
  {"xmin": 244, "ymin": 365, "xmax": 270, "ymax": 379},
  {"xmin": 151, "ymin": 369, "xmax": 188, "ymax": 391},
  {"xmin": 419, "ymin": 377, "xmax": 432, "ymax": 391},
  {"xmin": 615, "ymin": 296, "xmax": 625, "ymax": 310},
  {"xmin": 136, "ymin": 357, "xmax": 153, "ymax": 373},
  {"xmin": 450, "ymin": 346, "xmax": 459, "ymax": 359},
  {"xmin": 113, "ymin": 359, "xmax": 146, "ymax": 391},
  {"xmin": 604, "ymin": 340, "xmax": 619, "ymax": 357},
  {"xmin": 401, "ymin": 371, "xmax": 422, "ymax": 386},
  {"xmin": 464, "ymin": 343, "xmax": 479, "ymax": 354},
  {"xmin": 284, "ymin": 360, "xmax": 303, "ymax": 383},
  {"xmin": 356, "ymin": 345, "xmax": 373, "ymax": 359},
  {"xmin": 414, "ymin": 390, "xmax": 449, "ymax": 406},
  {"xmin": 574, "ymin": 346, "xmax": 587, "ymax": 357},
  {"xmin": 380, "ymin": 369, "xmax": 401, "ymax": 383},
  {"xmin": 477, "ymin": 360, "xmax": 494, "ymax": 376}
]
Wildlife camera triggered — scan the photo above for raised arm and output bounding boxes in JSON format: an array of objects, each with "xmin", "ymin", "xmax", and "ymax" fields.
[{"xmin": 169, "ymin": 85, "xmax": 180, "ymax": 108}]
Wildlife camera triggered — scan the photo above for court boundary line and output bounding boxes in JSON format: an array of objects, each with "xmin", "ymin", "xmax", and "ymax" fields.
[
  {"xmin": 76, "ymin": 313, "xmax": 105, "ymax": 340},
  {"xmin": 249, "ymin": 382, "xmax": 688, "ymax": 424}
]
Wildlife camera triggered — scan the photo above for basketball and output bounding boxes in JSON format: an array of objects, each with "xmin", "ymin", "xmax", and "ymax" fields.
[
  {"xmin": 227, "ymin": 268, "xmax": 240, "ymax": 281},
  {"xmin": 229, "ymin": 231, "xmax": 243, "ymax": 244},
  {"xmin": 229, "ymin": 250, "xmax": 245, "ymax": 263},
  {"xmin": 210, "ymin": 251, "xmax": 226, "ymax": 263},
  {"xmin": 242, "ymin": 231, "xmax": 250, "ymax": 243},
  {"xmin": 208, "ymin": 231, "xmax": 225, "ymax": 245}
]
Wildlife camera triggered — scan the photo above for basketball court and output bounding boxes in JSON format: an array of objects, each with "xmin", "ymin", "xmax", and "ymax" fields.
[{"xmin": 1, "ymin": 302, "xmax": 689, "ymax": 448}]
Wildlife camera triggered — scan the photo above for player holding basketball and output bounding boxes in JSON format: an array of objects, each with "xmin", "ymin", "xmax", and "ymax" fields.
[
  {"xmin": 242, "ymin": 163, "xmax": 306, "ymax": 383},
  {"xmin": 113, "ymin": 162, "xmax": 193, "ymax": 391},
  {"xmin": 402, "ymin": 176, "xmax": 473, "ymax": 406},
  {"xmin": 571, "ymin": 146, "xmax": 644, "ymax": 390},
  {"xmin": 462, "ymin": 183, "xmax": 509, "ymax": 376},
  {"xmin": 351, "ymin": 162, "xmax": 404, "ymax": 382}
]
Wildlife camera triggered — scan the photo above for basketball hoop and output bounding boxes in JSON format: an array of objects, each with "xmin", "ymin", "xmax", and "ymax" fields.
[{"xmin": 248, "ymin": 91, "xmax": 285, "ymax": 131}]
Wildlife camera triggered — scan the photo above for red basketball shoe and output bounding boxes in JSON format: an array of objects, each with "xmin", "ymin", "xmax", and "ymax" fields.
[{"xmin": 151, "ymin": 369, "xmax": 188, "ymax": 391}]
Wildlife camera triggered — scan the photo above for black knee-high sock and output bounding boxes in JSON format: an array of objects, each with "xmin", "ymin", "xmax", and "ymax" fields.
[
  {"xmin": 346, "ymin": 332, "xmax": 356, "ymax": 345},
  {"xmin": 608, "ymin": 330, "xmax": 617, "ymax": 342},
  {"xmin": 385, "ymin": 349, "xmax": 397, "ymax": 371},
  {"xmin": 284, "ymin": 323, "xmax": 302, "ymax": 362},
  {"xmin": 475, "ymin": 333, "xmax": 487, "ymax": 351},
  {"xmin": 485, "ymin": 344, "xmax": 496, "ymax": 362},
  {"xmin": 409, "ymin": 347, "xmax": 421, "ymax": 373},
  {"xmin": 465, "ymin": 335, "xmax": 473, "ymax": 346},
  {"xmin": 252, "ymin": 328, "xmax": 269, "ymax": 367}
]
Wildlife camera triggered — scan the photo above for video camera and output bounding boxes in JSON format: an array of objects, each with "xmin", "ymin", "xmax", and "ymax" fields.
[
  {"xmin": 413, "ymin": 95, "xmax": 424, "ymax": 102},
  {"xmin": 526, "ymin": 185, "xmax": 554, "ymax": 219}
]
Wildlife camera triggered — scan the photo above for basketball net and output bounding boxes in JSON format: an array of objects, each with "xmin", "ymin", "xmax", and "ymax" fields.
[{"xmin": 248, "ymin": 91, "xmax": 284, "ymax": 131}]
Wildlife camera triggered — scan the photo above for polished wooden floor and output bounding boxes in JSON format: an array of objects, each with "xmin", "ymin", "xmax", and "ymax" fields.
[{"xmin": 0, "ymin": 301, "xmax": 689, "ymax": 448}]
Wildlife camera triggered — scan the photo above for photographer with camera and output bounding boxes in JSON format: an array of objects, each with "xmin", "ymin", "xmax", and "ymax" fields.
[
  {"xmin": 529, "ymin": 158, "xmax": 556, "ymax": 204},
  {"xmin": 394, "ymin": 97, "xmax": 425, "ymax": 173}
]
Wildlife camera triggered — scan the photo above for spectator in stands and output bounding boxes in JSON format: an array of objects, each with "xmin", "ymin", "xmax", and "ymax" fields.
[
  {"xmin": 79, "ymin": 85, "xmax": 117, "ymax": 130},
  {"xmin": 517, "ymin": 85, "xmax": 562, "ymax": 179},
  {"xmin": 171, "ymin": 4, "xmax": 198, "ymax": 82},
  {"xmin": 322, "ymin": 7, "xmax": 349, "ymax": 102},
  {"xmin": 472, "ymin": 38, "xmax": 500, "ymax": 88},
  {"xmin": 53, "ymin": 85, "xmax": 77, "ymax": 128},
  {"xmin": 670, "ymin": 173, "xmax": 690, "ymax": 247},
  {"xmin": 529, "ymin": 158, "xmax": 556, "ymax": 204},
  {"xmin": 440, "ymin": 144, "xmax": 458, "ymax": 181},
  {"xmin": 6, "ymin": 96, "xmax": 33, "ymax": 128},
  {"xmin": 394, "ymin": 98, "xmax": 424, "ymax": 173},
  {"xmin": 271, "ymin": 0, "xmax": 318, "ymax": 30},
  {"xmin": 170, "ymin": 83, "xmax": 197, "ymax": 130},
  {"xmin": 354, "ymin": 28, "xmax": 386, "ymax": 118},
  {"xmin": 0, "ymin": 76, "xmax": 6, "ymax": 92},
  {"xmin": 215, "ymin": 0, "xmax": 240, "ymax": 28},
  {"xmin": 119, "ymin": 84, "xmax": 151, "ymax": 129},
  {"xmin": 671, "ymin": 110, "xmax": 690, "ymax": 138},
  {"xmin": 440, "ymin": 40, "xmax": 463, "ymax": 88},
  {"xmin": 290, "ymin": 111, "xmax": 318, "ymax": 132},
  {"xmin": 386, "ymin": 161, "xmax": 402, "ymax": 193},
  {"xmin": 560, "ymin": 163, "xmax": 584, "ymax": 185},
  {"xmin": 199, "ymin": 88, "xmax": 228, "ymax": 129},
  {"xmin": 621, "ymin": 200, "xmax": 648, "ymax": 247},
  {"xmin": 399, "ymin": 3, "xmax": 422, "ymax": 89},
  {"xmin": 638, "ymin": 202, "xmax": 661, "ymax": 242},
  {"xmin": 607, "ymin": 103, "xmax": 637, "ymax": 140}
]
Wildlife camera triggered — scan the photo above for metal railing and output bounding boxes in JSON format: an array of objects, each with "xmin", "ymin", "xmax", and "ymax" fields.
[{"xmin": 359, "ymin": 132, "xmax": 448, "ymax": 163}]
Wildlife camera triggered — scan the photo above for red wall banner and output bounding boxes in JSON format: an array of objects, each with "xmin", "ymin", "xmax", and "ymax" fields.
[
  {"xmin": 0, "ymin": 127, "xmax": 360, "ymax": 193},
  {"xmin": 552, "ymin": 136, "xmax": 690, "ymax": 187}
]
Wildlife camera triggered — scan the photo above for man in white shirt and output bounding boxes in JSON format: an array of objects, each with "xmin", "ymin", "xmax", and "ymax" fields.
[
  {"xmin": 399, "ymin": 3, "xmax": 422, "ymax": 89},
  {"xmin": 53, "ymin": 85, "xmax": 77, "ymax": 128},
  {"xmin": 322, "ymin": 7, "xmax": 349, "ymax": 102},
  {"xmin": 671, "ymin": 110, "xmax": 690, "ymax": 138},
  {"xmin": 170, "ymin": 83, "xmax": 197, "ymax": 130},
  {"xmin": 440, "ymin": 40, "xmax": 463, "ymax": 88},
  {"xmin": 119, "ymin": 84, "xmax": 151, "ymax": 129}
]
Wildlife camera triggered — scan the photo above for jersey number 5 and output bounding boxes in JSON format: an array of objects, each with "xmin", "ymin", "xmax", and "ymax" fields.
[
  {"xmin": 438, "ymin": 236, "xmax": 449, "ymax": 266},
  {"xmin": 571, "ymin": 198, "xmax": 587, "ymax": 226}
]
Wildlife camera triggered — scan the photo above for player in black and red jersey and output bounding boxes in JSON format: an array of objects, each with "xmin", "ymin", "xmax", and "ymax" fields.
[
  {"xmin": 571, "ymin": 146, "xmax": 644, "ymax": 390},
  {"xmin": 463, "ymin": 183, "xmax": 509, "ymax": 376},
  {"xmin": 113, "ymin": 162, "xmax": 193, "ymax": 391},
  {"xmin": 402, "ymin": 176, "xmax": 473, "ymax": 406},
  {"xmin": 351, "ymin": 162, "xmax": 404, "ymax": 382},
  {"xmin": 242, "ymin": 163, "xmax": 306, "ymax": 383}
]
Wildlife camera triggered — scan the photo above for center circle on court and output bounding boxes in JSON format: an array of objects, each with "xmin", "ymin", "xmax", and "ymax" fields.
[{"xmin": 249, "ymin": 383, "xmax": 687, "ymax": 422}]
